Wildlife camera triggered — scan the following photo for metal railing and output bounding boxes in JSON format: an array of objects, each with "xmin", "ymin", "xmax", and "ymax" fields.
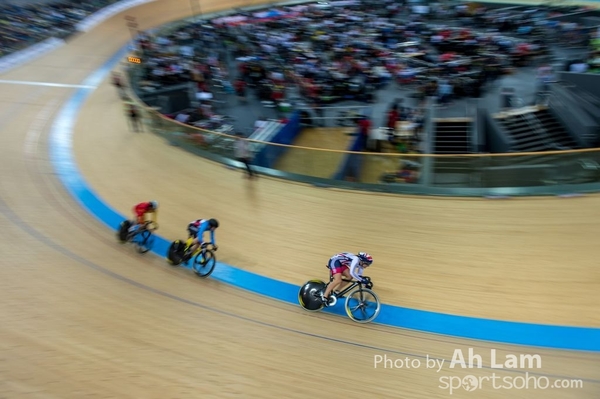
[
  {"xmin": 126, "ymin": 85, "xmax": 600, "ymax": 193},
  {"xmin": 123, "ymin": 64, "xmax": 600, "ymax": 195}
]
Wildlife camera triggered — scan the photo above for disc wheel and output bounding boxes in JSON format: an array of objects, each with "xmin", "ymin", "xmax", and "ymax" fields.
[
  {"xmin": 166, "ymin": 240, "xmax": 185, "ymax": 265},
  {"xmin": 298, "ymin": 280, "xmax": 327, "ymax": 312},
  {"xmin": 117, "ymin": 221, "xmax": 130, "ymax": 243}
]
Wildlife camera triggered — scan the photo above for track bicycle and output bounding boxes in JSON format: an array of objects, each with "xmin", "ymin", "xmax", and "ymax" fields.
[
  {"xmin": 166, "ymin": 238, "xmax": 217, "ymax": 278},
  {"xmin": 117, "ymin": 220, "xmax": 158, "ymax": 254},
  {"xmin": 298, "ymin": 266, "xmax": 381, "ymax": 323}
]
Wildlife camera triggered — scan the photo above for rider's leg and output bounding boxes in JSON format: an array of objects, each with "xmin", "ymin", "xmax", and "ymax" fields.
[
  {"xmin": 185, "ymin": 229, "xmax": 195, "ymax": 250},
  {"xmin": 191, "ymin": 237, "xmax": 201, "ymax": 254},
  {"xmin": 323, "ymin": 272, "xmax": 343, "ymax": 299},
  {"xmin": 129, "ymin": 216, "xmax": 143, "ymax": 232},
  {"xmin": 335, "ymin": 269, "xmax": 353, "ymax": 294},
  {"xmin": 182, "ymin": 237, "xmax": 198, "ymax": 261},
  {"xmin": 196, "ymin": 240, "xmax": 207, "ymax": 262},
  {"xmin": 186, "ymin": 224, "xmax": 201, "ymax": 250},
  {"xmin": 183, "ymin": 238, "xmax": 201, "ymax": 261}
]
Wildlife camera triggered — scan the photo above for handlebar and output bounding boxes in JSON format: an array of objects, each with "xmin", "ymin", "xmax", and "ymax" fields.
[
  {"xmin": 144, "ymin": 221, "xmax": 159, "ymax": 230},
  {"xmin": 201, "ymin": 242, "xmax": 218, "ymax": 251},
  {"xmin": 340, "ymin": 276, "xmax": 372, "ymax": 285}
]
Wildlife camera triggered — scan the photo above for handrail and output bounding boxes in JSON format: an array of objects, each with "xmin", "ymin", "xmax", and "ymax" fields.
[
  {"xmin": 138, "ymin": 100, "xmax": 600, "ymax": 157},
  {"xmin": 520, "ymin": 112, "xmax": 553, "ymax": 149}
]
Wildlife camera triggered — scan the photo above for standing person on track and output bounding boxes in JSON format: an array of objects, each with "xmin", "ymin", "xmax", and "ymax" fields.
[{"xmin": 234, "ymin": 132, "xmax": 255, "ymax": 179}]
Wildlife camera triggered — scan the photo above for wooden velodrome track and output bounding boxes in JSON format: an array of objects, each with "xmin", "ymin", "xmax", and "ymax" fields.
[{"xmin": 0, "ymin": 0, "xmax": 599, "ymax": 397}]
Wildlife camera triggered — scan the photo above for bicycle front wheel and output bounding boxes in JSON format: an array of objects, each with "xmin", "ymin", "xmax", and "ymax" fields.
[
  {"xmin": 344, "ymin": 287, "xmax": 381, "ymax": 323},
  {"xmin": 192, "ymin": 250, "xmax": 216, "ymax": 278}
]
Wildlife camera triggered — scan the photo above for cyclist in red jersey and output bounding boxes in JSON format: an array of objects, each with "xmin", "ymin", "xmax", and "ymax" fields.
[{"xmin": 130, "ymin": 200, "xmax": 159, "ymax": 232}]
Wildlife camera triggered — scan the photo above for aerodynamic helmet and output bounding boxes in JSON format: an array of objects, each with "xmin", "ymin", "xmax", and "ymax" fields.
[{"xmin": 357, "ymin": 252, "xmax": 373, "ymax": 266}]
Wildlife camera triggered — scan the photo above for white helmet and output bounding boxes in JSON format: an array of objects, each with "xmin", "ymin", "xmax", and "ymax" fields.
[{"xmin": 150, "ymin": 200, "xmax": 159, "ymax": 209}]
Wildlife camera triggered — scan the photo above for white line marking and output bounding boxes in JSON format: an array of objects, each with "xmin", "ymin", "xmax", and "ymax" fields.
[
  {"xmin": 25, "ymin": 99, "xmax": 59, "ymax": 158},
  {"xmin": 0, "ymin": 80, "xmax": 96, "ymax": 89}
]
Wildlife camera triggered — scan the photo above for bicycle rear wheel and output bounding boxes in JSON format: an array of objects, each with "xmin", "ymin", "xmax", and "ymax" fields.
[
  {"xmin": 298, "ymin": 280, "xmax": 326, "ymax": 311},
  {"xmin": 117, "ymin": 220, "xmax": 131, "ymax": 243},
  {"xmin": 344, "ymin": 287, "xmax": 381, "ymax": 323},
  {"xmin": 192, "ymin": 250, "xmax": 216, "ymax": 278},
  {"xmin": 166, "ymin": 240, "xmax": 185, "ymax": 265},
  {"xmin": 134, "ymin": 230, "xmax": 154, "ymax": 254}
]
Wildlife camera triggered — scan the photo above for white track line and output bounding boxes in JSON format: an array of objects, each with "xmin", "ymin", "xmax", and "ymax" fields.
[
  {"xmin": 24, "ymin": 99, "xmax": 59, "ymax": 158},
  {"xmin": 0, "ymin": 79, "xmax": 96, "ymax": 89}
]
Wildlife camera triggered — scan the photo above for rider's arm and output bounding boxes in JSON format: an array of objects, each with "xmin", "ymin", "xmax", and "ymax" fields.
[
  {"xmin": 210, "ymin": 229, "xmax": 216, "ymax": 245},
  {"xmin": 150, "ymin": 210, "xmax": 157, "ymax": 223},
  {"xmin": 348, "ymin": 257, "xmax": 363, "ymax": 281},
  {"xmin": 143, "ymin": 210, "xmax": 154, "ymax": 225},
  {"xmin": 197, "ymin": 223, "xmax": 208, "ymax": 244}
]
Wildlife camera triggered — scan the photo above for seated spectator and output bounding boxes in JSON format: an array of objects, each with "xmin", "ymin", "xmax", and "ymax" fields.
[
  {"xmin": 437, "ymin": 79, "xmax": 453, "ymax": 105},
  {"xmin": 175, "ymin": 111, "xmax": 191, "ymax": 124},
  {"xmin": 569, "ymin": 61, "xmax": 588, "ymax": 73},
  {"xmin": 386, "ymin": 104, "xmax": 399, "ymax": 131},
  {"xmin": 199, "ymin": 101, "xmax": 214, "ymax": 119},
  {"xmin": 234, "ymin": 77, "xmax": 247, "ymax": 101}
]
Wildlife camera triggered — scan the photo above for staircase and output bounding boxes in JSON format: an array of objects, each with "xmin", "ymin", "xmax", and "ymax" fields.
[
  {"xmin": 433, "ymin": 118, "xmax": 471, "ymax": 154},
  {"xmin": 432, "ymin": 118, "xmax": 473, "ymax": 184},
  {"xmin": 494, "ymin": 107, "xmax": 579, "ymax": 166},
  {"xmin": 495, "ymin": 107, "xmax": 578, "ymax": 153},
  {"xmin": 534, "ymin": 109, "xmax": 579, "ymax": 149}
]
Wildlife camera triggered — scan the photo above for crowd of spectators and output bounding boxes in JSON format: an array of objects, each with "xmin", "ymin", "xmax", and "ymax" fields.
[
  {"xmin": 564, "ymin": 30, "xmax": 600, "ymax": 74},
  {"xmin": 131, "ymin": 24, "xmax": 238, "ymax": 125},
  {"xmin": 117, "ymin": 0, "xmax": 600, "ymax": 185},
  {"xmin": 563, "ymin": 54, "xmax": 600, "ymax": 74},
  {"xmin": 133, "ymin": 0, "xmax": 565, "ymax": 114},
  {"xmin": 134, "ymin": 29, "xmax": 230, "ymax": 90},
  {"xmin": 0, "ymin": 0, "xmax": 120, "ymax": 57},
  {"xmin": 127, "ymin": 0, "xmax": 600, "ymax": 156},
  {"xmin": 222, "ymin": 2, "xmax": 551, "ymax": 107}
]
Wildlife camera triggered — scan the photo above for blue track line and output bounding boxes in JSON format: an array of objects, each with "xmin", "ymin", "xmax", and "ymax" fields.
[{"xmin": 48, "ymin": 43, "xmax": 600, "ymax": 352}]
